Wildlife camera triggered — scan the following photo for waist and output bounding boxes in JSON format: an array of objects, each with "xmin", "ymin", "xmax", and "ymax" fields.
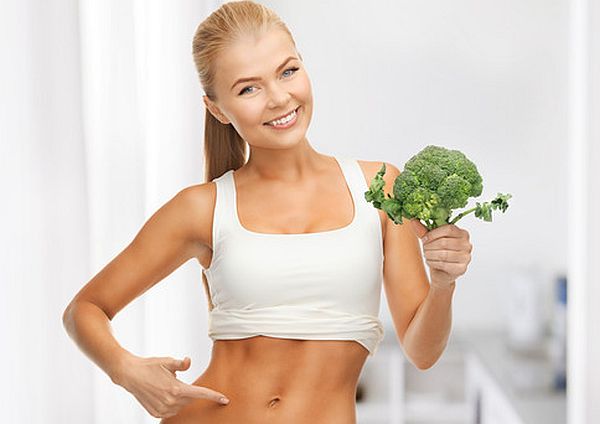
[
  {"xmin": 207, "ymin": 335, "xmax": 367, "ymax": 385},
  {"xmin": 182, "ymin": 336, "xmax": 366, "ymax": 423},
  {"xmin": 161, "ymin": 336, "xmax": 367, "ymax": 424}
]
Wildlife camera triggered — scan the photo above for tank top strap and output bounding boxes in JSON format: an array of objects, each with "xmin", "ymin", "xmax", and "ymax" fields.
[
  {"xmin": 210, "ymin": 169, "xmax": 237, "ymax": 243},
  {"xmin": 334, "ymin": 156, "xmax": 371, "ymax": 221}
]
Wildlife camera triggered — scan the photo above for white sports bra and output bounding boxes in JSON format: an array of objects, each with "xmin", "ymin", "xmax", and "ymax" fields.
[{"xmin": 203, "ymin": 156, "xmax": 385, "ymax": 356}]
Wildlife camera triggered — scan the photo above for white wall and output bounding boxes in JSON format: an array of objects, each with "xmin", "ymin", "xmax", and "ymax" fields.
[{"xmin": 263, "ymin": 0, "xmax": 569, "ymax": 335}]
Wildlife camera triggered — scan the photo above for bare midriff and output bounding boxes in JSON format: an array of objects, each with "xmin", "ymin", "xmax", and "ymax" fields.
[{"xmin": 161, "ymin": 335, "xmax": 369, "ymax": 424}]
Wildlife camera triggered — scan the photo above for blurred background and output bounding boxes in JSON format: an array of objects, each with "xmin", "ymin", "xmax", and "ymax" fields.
[{"xmin": 1, "ymin": 0, "xmax": 598, "ymax": 423}]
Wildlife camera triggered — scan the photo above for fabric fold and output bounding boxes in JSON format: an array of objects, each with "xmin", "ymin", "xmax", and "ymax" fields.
[{"xmin": 208, "ymin": 305, "xmax": 385, "ymax": 356}]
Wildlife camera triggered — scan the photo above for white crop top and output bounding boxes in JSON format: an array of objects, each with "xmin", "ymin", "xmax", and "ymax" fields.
[{"xmin": 203, "ymin": 156, "xmax": 385, "ymax": 356}]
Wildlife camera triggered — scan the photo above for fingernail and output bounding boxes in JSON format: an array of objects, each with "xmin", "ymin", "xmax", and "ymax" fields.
[{"xmin": 220, "ymin": 397, "xmax": 229, "ymax": 404}]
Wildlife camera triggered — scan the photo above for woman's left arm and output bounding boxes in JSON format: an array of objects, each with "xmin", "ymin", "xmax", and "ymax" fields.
[
  {"xmin": 401, "ymin": 280, "xmax": 456, "ymax": 370},
  {"xmin": 403, "ymin": 222, "xmax": 472, "ymax": 370},
  {"xmin": 377, "ymin": 163, "xmax": 473, "ymax": 370}
]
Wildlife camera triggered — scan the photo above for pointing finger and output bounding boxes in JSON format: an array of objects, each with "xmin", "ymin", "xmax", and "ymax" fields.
[{"xmin": 180, "ymin": 384, "xmax": 229, "ymax": 404}]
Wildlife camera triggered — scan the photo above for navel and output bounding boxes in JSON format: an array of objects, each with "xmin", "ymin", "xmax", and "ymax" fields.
[{"xmin": 267, "ymin": 396, "xmax": 281, "ymax": 408}]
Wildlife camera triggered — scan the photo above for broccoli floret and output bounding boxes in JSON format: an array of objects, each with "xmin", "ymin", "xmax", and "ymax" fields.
[{"xmin": 364, "ymin": 145, "xmax": 512, "ymax": 230}]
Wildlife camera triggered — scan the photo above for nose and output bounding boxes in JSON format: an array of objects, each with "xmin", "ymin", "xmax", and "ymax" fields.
[{"xmin": 266, "ymin": 83, "xmax": 292, "ymax": 109}]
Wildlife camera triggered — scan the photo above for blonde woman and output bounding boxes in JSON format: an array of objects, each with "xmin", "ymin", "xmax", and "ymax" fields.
[{"xmin": 62, "ymin": 1, "xmax": 472, "ymax": 422}]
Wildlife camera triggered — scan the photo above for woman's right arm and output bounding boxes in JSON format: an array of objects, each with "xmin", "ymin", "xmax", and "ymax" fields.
[
  {"xmin": 62, "ymin": 185, "xmax": 207, "ymax": 381},
  {"xmin": 62, "ymin": 183, "xmax": 229, "ymax": 417}
]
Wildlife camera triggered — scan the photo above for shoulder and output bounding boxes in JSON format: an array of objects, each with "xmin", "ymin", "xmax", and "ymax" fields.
[
  {"xmin": 173, "ymin": 182, "xmax": 217, "ymax": 251},
  {"xmin": 357, "ymin": 159, "xmax": 401, "ymax": 189},
  {"xmin": 356, "ymin": 159, "xmax": 402, "ymax": 235}
]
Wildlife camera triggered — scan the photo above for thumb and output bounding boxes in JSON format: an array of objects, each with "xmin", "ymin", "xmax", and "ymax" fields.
[
  {"xmin": 409, "ymin": 219, "xmax": 429, "ymax": 241},
  {"xmin": 165, "ymin": 356, "xmax": 191, "ymax": 372}
]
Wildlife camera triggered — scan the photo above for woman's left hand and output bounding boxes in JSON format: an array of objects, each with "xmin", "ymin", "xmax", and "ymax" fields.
[{"xmin": 409, "ymin": 220, "xmax": 473, "ymax": 290}]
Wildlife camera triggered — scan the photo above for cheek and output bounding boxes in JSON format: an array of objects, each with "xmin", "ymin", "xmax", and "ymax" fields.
[
  {"xmin": 235, "ymin": 104, "xmax": 264, "ymax": 126},
  {"xmin": 298, "ymin": 75, "xmax": 312, "ymax": 100}
]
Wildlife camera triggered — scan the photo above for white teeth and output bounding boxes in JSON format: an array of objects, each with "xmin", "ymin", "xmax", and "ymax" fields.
[{"xmin": 267, "ymin": 109, "xmax": 297, "ymax": 126}]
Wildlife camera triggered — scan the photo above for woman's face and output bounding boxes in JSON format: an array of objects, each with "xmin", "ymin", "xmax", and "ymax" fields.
[{"xmin": 204, "ymin": 28, "xmax": 313, "ymax": 150}]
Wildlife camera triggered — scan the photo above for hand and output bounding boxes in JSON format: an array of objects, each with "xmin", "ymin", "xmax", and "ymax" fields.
[
  {"xmin": 114, "ymin": 355, "xmax": 230, "ymax": 419},
  {"xmin": 409, "ymin": 220, "xmax": 473, "ymax": 290}
]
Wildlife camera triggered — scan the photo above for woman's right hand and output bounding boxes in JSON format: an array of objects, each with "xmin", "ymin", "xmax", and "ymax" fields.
[{"xmin": 115, "ymin": 355, "xmax": 230, "ymax": 419}]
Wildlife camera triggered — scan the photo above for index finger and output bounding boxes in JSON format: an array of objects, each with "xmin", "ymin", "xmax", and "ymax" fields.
[
  {"xmin": 179, "ymin": 383, "xmax": 227, "ymax": 403},
  {"xmin": 424, "ymin": 224, "xmax": 462, "ymax": 244}
]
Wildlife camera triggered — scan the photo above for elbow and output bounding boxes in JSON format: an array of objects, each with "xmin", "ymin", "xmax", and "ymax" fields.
[
  {"xmin": 62, "ymin": 302, "xmax": 75, "ymax": 332},
  {"xmin": 407, "ymin": 350, "xmax": 440, "ymax": 371},
  {"xmin": 400, "ymin": 337, "xmax": 438, "ymax": 371},
  {"xmin": 413, "ymin": 351, "xmax": 445, "ymax": 370},
  {"xmin": 414, "ymin": 359, "xmax": 436, "ymax": 371},
  {"xmin": 62, "ymin": 300, "xmax": 84, "ymax": 332}
]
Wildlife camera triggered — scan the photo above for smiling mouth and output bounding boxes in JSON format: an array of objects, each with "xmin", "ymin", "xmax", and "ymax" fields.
[{"xmin": 263, "ymin": 106, "xmax": 300, "ymax": 125}]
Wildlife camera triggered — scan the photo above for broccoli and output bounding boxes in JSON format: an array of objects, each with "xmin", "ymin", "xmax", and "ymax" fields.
[{"xmin": 364, "ymin": 145, "xmax": 512, "ymax": 231}]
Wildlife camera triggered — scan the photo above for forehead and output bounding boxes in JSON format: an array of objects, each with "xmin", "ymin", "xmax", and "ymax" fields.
[{"xmin": 216, "ymin": 29, "xmax": 297, "ymax": 82}]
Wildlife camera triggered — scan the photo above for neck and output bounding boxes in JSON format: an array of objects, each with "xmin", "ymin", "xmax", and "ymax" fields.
[{"xmin": 243, "ymin": 137, "xmax": 328, "ymax": 183}]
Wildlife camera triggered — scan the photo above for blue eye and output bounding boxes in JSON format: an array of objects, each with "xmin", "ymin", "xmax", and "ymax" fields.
[
  {"xmin": 282, "ymin": 66, "xmax": 299, "ymax": 78},
  {"xmin": 239, "ymin": 66, "xmax": 299, "ymax": 95}
]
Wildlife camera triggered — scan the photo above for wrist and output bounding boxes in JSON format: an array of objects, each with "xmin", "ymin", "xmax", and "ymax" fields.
[
  {"xmin": 110, "ymin": 351, "xmax": 138, "ymax": 386},
  {"xmin": 429, "ymin": 280, "xmax": 456, "ymax": 295}
]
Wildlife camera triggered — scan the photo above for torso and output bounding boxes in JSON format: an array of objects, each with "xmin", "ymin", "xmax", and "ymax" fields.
[{"xmin": 162, "ymin": 156, "xmax": 387, "ymax": 424}]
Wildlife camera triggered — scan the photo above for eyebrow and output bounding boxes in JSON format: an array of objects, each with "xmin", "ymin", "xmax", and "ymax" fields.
[{"xmin": 230, "ymin": 56, "xmax": 298, "ymax": 91}]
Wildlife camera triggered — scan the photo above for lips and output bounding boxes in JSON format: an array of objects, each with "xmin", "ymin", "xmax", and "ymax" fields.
[{"xmin": 263, "ymin": 106, "xmax": 300, "ymax": 125}]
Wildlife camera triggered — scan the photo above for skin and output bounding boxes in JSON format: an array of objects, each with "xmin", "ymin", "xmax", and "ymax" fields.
[{"xmin": 62, "ymin": 26, "xmax": 474, "ymax": 424}]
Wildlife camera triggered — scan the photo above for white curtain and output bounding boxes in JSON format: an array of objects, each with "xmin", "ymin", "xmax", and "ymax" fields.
[{"xmin": 1, "ymin": 0, "xmax": 222, "ymax": 422}]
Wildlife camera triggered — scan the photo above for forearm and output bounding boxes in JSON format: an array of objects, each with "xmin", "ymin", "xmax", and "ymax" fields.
[
  {"xmin": 62, "ymin": 301, "xmax": 136, "ymax": 385},
  {"xmin": 403, "ymin": 282, "xmax": 456, "ymax": 369}
]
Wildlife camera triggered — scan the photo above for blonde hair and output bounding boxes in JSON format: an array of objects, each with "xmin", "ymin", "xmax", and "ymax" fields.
[{"xmin": 192, "ymin": 0, "xmax": 300, "ymax": 183}]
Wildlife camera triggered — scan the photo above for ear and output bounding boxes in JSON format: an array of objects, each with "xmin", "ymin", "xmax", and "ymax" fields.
[{"xmin": 203, "ymin": 95, "xmax": 230, "ymax": 125}]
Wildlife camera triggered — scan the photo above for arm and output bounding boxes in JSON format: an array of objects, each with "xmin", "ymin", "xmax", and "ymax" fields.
[
  {"xmin": 401, "ymin": 282, "xmax": 455, "ymax": 370},
  {"xmin": 62, "ymin": 301, "xmax": 137, "ymax": 384},
  {"xmin": 377, "ymin": 161, "xmax": 455, "ymax": 370},
  {"xmin": 62, "ymin": 184, "xmax": 211, "ymax": 384}
]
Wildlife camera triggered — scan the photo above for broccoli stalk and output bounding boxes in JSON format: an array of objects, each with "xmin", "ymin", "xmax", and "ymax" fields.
[
  {"xmin": 364, "ymin": 145, "xmax": 512, "ymax": 231},
  {"xmin": 448, "ymin": 193, "xmax": 511, "ymax": 225}
]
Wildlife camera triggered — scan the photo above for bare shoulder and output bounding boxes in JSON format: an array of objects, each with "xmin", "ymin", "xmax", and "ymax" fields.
[
  {"xmin": 63, "ymin": 182, "xmax": 218, "ymax": 319},
  {"xmin": 356, "ymin": 159, "xmax": 401, "ymax": 181},
  {"xmin": 356, "ymin": 159, "xmax": 402, "ymax": 235},
  {"xmin": 177, "ymin": 181, "xmax": 216, "ymax": 251}
]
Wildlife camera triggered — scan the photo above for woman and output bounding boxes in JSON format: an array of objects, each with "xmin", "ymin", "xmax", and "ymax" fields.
[{"xmin": 62, "ymin": 1, "xmax": 473, "ymax": 423}]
